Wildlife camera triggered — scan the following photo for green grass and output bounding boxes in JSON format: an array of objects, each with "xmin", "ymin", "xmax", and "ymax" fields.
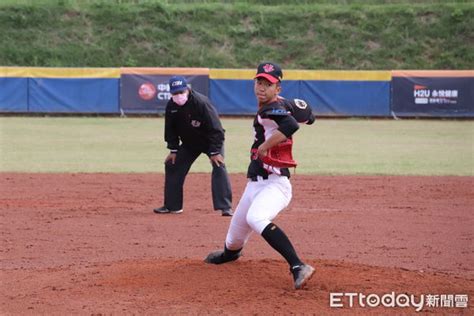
[
  {"xmin": 0, "ymin": 117, "xmax": 472, "ymax": 175},
  {"xmin": 0, "ymin": 1, "xmax": 472, "ymax": 69},
  {"xmin": 1, "ymin": 1, "xmax": 471, "ymax": 6}
]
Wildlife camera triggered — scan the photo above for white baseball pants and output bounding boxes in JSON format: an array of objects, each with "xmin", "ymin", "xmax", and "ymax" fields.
[{"xmin": 225, "ymin": 174, "xmax": 292, "ymax": 250}]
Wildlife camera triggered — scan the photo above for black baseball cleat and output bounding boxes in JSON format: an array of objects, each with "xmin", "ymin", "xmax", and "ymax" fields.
[
  {"xmin": 204, "ymin": 248, "xmax": 241, "ymax": 264},
  {"xmin": 291, "ymin": 264, "xmax": 315, "ymax": 289},
  {"xmin": 153, "ymin": 206, "xmax": 183, "ymax": 214},
  {"xmin": 221, "ymin": 209, "xmax": 233, "ymax": 217}
]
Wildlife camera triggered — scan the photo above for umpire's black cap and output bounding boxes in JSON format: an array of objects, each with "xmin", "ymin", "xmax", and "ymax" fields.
[{"xmin": 255, "ymin": 62, "xmax": 283, "ymax": 83}]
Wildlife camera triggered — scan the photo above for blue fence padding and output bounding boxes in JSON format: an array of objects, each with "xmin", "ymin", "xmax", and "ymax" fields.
[
  {"xmin": 0, "ymin": 77, "xmax": 28, "ymax": 112},
  {"xmin": 301, "ymin": 80, "xmax": 391, "ymax": 116},
  {"xmin": 279, "ymin": 81, "xmax": 301, "ymax": 100},
  {"xmin": 210, "ymin": 79, "xmax": 390, "ymax": 116},
  {"xmin": 29, "ymin": 78, "xmax": 119, "ymax": 113},
  {"xmin": 209, "ymin": 79, "xmax": 254, "ymax": 114},
  {"xmin": 2, "ymin": 68, "xmax": 471, "ymax": 117}
]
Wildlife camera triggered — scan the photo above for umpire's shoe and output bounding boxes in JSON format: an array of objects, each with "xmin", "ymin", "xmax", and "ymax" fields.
[
  {"xmin": 291, "ymin": 264, "xmax": 315, "ymax": 289},
  {"xmin": 204, "ymin": 247, "xmax": 241, "ymax": 264},
  {"xmin": 153, "ymin": 206, "xmax": 183, "ymax": 214},
  {"xmin": 220, "ymin": 209, "xmax": 233, "ymax": 217}
]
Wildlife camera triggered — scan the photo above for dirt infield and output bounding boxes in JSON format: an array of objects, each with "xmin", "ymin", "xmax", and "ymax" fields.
[{"xmin": 1, "ymin": 173, "xmax": 473, "ymax": 315}]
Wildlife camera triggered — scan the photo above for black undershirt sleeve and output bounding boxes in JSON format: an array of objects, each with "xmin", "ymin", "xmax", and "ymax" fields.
[{"xmin": 272, "ymin": 114, "xmax": 299, "ymax": 138}]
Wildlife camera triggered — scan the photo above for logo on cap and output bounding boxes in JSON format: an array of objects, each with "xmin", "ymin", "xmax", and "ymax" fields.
[
  {"xmin": 169, "ymin": 76, "xmax": 189, "ymax": 94},
  {"xmin": 263, "ymin": 63, "xmax": 275, "ymax": 73}
]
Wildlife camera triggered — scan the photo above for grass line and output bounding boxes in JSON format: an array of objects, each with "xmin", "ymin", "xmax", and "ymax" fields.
[{"xmin": 0, "ymin": 117, "xmax": 472, "ymax": 175}]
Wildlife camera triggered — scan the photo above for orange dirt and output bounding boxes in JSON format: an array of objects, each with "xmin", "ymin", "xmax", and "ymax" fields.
[{"xmin": 1, "ymin": 173, "xmax": 473, "ymax": 315}]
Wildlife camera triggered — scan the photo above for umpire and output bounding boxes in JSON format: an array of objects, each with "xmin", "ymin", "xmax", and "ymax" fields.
[{"xmin": 153, "ymin": 76, "xmax": 233, "ymax": 216}]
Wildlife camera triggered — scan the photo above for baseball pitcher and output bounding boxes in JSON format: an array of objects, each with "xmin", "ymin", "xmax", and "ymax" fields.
[{"xmin": 205, "ymin": 62, "xmax": 316, "ymax": 289}]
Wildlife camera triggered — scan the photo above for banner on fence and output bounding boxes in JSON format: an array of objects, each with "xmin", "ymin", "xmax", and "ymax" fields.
[
  {"xmin": 391, "ymin": 70, "xmax": 474, "ymax": 117},
  {"xmin": 120, "ymin": 68, "xmax": 210, "ymax": 113}
]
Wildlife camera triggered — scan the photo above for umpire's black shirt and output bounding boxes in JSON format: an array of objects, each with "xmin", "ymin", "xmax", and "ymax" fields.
[{"xmin": 165, "ymin": 90, "xmax": 225, "ymax": 156}]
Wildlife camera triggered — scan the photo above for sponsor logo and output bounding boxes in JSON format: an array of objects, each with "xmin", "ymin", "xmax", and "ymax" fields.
[
  {"xmin": 138, "ymin": 82, "xmax": 156, "ymax": 101},
  {"xmin": 191, "ymin": 120, "xmax": 201, "ymax": 127},
  {"xmin": 271, "ymin": 108, "xmax": 288, "ymax": 115},
  {"xmin": 413, "ymin": 85, "xmax": 459, "ymax": 105},
  {"xmin": 157, "ymin": 82, "xmax": 172, "ymax": 101}
]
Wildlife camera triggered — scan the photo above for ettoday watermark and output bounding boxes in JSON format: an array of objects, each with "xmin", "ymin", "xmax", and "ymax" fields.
[{"xmin": 330, "ymin": 292, "xmax": 469, "ymax": 312}]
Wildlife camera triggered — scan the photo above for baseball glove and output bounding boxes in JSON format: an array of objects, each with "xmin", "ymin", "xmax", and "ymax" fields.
[{"xmin": 261, "ymin": 138, "xmax": 297, "ymax": 168}]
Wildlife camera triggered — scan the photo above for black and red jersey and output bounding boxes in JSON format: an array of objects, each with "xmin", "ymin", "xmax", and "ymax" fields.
[{"xmin": 247, "ymin": 97, "xmax": 315, "ymax": 179}]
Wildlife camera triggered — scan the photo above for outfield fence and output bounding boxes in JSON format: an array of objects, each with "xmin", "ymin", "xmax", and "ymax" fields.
[{"xmin": 0, "ymin": 67, "xmax": 472, "ymax": 117}]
